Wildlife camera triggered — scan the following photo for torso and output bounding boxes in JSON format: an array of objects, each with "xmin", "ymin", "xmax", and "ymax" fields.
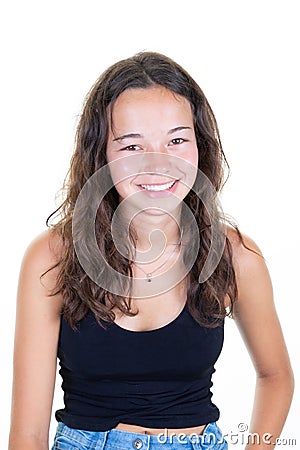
[
  {"xmin": 105, "ymin": 259, "xmax": 229, "ymax": 435},
  {"xmin": 53, "ymin": 226, "xmax": 232, "ymax": 435}
]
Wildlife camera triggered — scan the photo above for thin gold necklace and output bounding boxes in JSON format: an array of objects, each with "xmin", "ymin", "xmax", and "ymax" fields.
[{"xmin": 133, "ymin": 232, "xmax": 183, "ymax": 282}]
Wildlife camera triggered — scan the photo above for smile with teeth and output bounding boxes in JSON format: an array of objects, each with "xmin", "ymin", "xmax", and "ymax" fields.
[{"xmin": 139, "ymin": 180, "xmax": 176, "ymax": 191}]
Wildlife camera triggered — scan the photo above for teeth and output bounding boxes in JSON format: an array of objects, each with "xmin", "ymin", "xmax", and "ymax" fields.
[{"xmin": 140, "ymin": 180, "xmax": 176, "ymax": 191}]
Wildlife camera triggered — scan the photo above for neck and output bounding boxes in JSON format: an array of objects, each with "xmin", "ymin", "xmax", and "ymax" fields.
[
  {"xmin": 130, "ymin": 207, "xmax": 182, "ymax": 255},
  {"xmin": 130, "ymin": 209, "xmax": 183, "ymax": 285}
]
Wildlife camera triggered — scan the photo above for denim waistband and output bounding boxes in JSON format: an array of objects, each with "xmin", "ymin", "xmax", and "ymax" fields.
[{"xmin": 52, "ymin": 421, "xmax": 228, "ymax": 449}]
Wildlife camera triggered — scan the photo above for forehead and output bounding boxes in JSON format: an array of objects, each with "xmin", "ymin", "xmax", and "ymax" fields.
[{"xmin": 109, "ymin": 86, "xmax": 193, "ymax": 132}]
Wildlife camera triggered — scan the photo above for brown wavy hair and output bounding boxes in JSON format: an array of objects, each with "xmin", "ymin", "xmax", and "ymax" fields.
[{"xmin": 43, "ymin": 51, "xmax": 261, "ymax": 330}]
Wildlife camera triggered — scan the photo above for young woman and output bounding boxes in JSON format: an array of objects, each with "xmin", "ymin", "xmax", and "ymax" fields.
[{"xmin": 9, "ymin": 52, "xmax": 294, "ymax": 450}]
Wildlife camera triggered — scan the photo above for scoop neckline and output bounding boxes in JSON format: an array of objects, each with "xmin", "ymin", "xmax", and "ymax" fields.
[{"xmin": 112, "ymin": 301, "xmax": 188, "ymax": 334}]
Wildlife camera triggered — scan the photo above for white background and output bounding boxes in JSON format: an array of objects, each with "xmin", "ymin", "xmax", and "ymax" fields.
[{"xmin": 1, "ymin": 1, "xmax": 299, "ymax": 448}]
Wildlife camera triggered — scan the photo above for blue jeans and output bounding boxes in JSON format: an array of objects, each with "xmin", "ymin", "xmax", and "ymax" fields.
[{"xmin": 52, "ymin": 421, "xmax": 228, "ymax": 449}]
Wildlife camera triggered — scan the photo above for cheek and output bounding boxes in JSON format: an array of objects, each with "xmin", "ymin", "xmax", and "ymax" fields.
[
  {"xmin": 107, "ymin": 155, "xmax": 140, "ymax": 200},
  {"xmin": 113, "ymin": 181, "xmax": 129, "ymax": 202},
  {"xmin": 180, "ymin": 145, "xmax": 199, "ymax": 169},
  {"xmin": 107, "ymin": 153, "xmax": 147, "ymax": 185}
]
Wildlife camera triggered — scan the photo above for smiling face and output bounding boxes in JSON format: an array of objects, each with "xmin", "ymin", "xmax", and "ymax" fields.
[{"xmin": 106, "ymin": 85, "xmax": 199, "ymax": 212}]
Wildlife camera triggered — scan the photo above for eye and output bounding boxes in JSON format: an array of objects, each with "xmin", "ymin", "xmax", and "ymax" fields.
[
  {"xmin": 121, "ymin": 144, "xmax": 142, "ymax": 151},
  {"xmin": 169, "ymin": 138, "xmax": 187, "ymax": 146}
]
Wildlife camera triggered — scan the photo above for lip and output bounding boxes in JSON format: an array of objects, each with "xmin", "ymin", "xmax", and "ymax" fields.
[
  {"xmin": 136, "ymin": 179, "xmax": 180, "ymax": 197},
  {"xmin": 136, "ymin": 179, "xmax": 177, "ymax": 186}
]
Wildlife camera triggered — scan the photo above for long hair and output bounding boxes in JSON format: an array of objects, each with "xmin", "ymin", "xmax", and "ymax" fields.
[{"xmin": 43, "ymin": 51, "xmax": 261, "ymax": 330}]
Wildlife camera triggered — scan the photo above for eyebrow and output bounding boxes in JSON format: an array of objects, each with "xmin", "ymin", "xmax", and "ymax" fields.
[{"xmin": 112, "ymin": 126, "xmax": 192, "ymax": 142}]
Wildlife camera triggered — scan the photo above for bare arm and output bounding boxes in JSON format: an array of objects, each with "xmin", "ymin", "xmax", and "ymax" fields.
[
  {"xmin": 9, "ymin": 230, "xmax": 63, "ymax": 450},
  {"xmin": 228, "ymin": 227, "xmax": 294, "ymax": 449}
]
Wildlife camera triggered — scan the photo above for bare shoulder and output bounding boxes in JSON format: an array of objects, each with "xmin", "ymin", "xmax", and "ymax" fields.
[
  {"xmin": 225, "ymin": 224, "xmax": 264, "ymax": 267},
  {"xmin": 225, "ymin": 223, "xmax": 264, "ymax": 259},
  {"xmin": 18, "ymin": 227, "xmax": 64, "ymax": 314},
  {"xmin": 22, "ymin": 227, "xmax": 63, "ymax": 270},
  {"xmin": 224, "ymin": 224, "xmax": 269, "ymax": 303}
]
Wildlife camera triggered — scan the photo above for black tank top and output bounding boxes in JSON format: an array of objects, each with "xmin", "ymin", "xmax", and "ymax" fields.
[{"xmin": 55, "ymin": 299, "xmax": 224, "ymax": 431}]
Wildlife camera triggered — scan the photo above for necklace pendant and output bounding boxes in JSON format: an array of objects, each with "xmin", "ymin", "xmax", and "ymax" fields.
[{"xmin": 147, "ymin": 273, "xmax": 152, "ymax": 282}]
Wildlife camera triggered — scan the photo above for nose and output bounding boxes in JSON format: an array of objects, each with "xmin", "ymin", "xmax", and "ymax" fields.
[{"xmin": 139, "ymin": 152, "xmax": 172, "ymax": 176}]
